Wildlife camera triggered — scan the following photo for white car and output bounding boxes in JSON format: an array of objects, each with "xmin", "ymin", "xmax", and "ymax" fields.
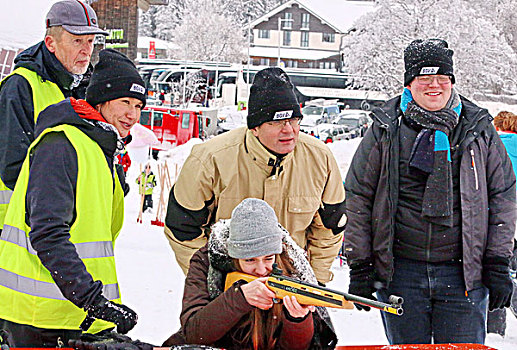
[
  {"xmin": 312, "ymin": 124, "xmax": 349, "ymax": 143},
  {"xmin": 333, "ymin": 109, "xmax": 373, "ymax": 138},
  {"xmin": 301, "ymin": 104, "xmax": 340, "ymax": 125}
]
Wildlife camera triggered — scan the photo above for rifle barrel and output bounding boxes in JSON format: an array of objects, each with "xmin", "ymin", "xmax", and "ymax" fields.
[{"xmin": 343, "ymin": 293, "xmax": 403, "ymax": 316}]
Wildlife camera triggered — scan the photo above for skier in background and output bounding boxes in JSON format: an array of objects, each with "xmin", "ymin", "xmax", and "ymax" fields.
[
  {"xmin": 0, "ymin": 0, "xmax": 108, "ymax": 235},
  {"xmin": 137, "ymin": 163, "xmax": 157, "ymax": 213}
]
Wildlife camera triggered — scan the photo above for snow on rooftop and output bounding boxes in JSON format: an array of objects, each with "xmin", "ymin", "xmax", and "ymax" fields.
[
  {"xmin": 137, "ymin": 36, "xmax": 179, "ymax": 51},
  {"xmin": 295, "ymin": 0, "xmax": 376, "ymax": 33}
]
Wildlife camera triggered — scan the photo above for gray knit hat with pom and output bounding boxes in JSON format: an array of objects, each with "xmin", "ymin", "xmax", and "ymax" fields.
[{"xmin": 227, "ymin": 198, "xmax": 283, "ymax": 259}]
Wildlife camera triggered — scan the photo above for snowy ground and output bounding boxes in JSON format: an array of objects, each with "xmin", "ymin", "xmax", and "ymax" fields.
[{"xmin": 118, "ymin": 122, "xmax": 517, "ymax": 348}]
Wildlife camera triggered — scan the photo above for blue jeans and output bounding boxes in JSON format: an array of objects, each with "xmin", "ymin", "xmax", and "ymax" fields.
[{"xmin": 377, "ymin": 257, "xmax": 488, "ymax": 345}]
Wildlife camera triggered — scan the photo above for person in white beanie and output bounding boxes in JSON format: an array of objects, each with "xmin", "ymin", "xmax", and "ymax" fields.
[{"xmin": 163, "ymin": 198, "xmax": 338, "ymax": 350}]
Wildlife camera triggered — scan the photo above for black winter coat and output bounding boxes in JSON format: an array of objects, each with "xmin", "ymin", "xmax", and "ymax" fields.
[
  {"xmin": 344, "ymin": 95, "xmax": 516, "ymax": 291},
  {"xmin": 0, "ymin": 41, "xmax": 92, "ymax": 190}
]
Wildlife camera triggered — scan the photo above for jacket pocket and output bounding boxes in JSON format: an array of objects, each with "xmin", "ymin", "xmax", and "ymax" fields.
[{"xmin": 288, "ymin": 196, "xmax": 320, "ymax": 214}]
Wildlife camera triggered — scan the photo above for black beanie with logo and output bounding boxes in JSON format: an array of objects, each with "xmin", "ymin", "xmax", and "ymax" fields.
[
  {"xmin": 86, "ymin": 49, "xmax": 146, "ymax": 108},
  {"xmin": 404, "ymin": 38, "xmax": 455, "ymax": 86},
  {"xmin": 247, "ymin": 67, "xmax": 302, "ymax": 129}
]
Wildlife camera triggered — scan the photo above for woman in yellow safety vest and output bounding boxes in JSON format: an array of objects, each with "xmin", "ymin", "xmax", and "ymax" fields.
[{"xmin": 0, "ymin": 49, "xmax": 146, "ymax": 347}]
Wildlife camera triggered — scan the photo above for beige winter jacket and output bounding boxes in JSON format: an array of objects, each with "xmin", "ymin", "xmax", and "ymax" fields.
[{"xmin": 165, "ymin": 127, "xmax": 345, "ymax": 283}]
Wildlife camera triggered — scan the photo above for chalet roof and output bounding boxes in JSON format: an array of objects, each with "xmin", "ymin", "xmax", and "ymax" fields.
[{"xmin": 250, "ymin": 0, "xmax": 375, "ymax": 34}]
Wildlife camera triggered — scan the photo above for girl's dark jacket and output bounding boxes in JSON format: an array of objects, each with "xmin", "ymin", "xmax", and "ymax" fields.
[
  {"xmin": 344, "ymin": 95, "xmax": 516, "ymax": 291},
  {"xmin": 163, "ymin": 220, "xmax": 338, "ymax": 349}
]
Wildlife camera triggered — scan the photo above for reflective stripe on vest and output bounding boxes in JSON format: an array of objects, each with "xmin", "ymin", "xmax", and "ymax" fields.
[
  {"xmin": 0, "ymin": 189, "xmax": 12, "ymax": 205},
  {"xmin": 1, "ymin": 224, "xmax": 115, "ymax": 258},
  {"xmin": 0, "ymin": 268, "xmax": 119, "ymax": 301},
  {"xmin": 0, "ymin": 123, "xmax": 124, "ymax": 333},
  {"xmin": 0, "ymin": 67, "xmax": 65, "ymax": 230}
]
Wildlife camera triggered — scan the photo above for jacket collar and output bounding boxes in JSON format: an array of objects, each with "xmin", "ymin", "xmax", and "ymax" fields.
[
  {"xmin": 14, "ymin": 41, "xmax": 87, "ymax": 92},
  {"xmin": 245, "ymin": 129, "xmax": 294, "ymax": 177}
]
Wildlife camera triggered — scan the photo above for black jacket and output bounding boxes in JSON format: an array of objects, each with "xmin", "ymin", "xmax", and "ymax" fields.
[
  {"xmin": 26, "ymin": 98, "xmax": 121, "ymax": 309},
  {"xmin": 0, "ymin": 41, "xmax": 92, "ymax": 190},
  {"xmin": 344, "ymin": 95, "xmax": 516, "ymax": 291}
]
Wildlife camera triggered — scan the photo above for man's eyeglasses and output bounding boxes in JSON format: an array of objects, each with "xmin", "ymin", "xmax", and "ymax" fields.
[
  {"xmin": 265, "ymin": 117, "xmax": 302, "ymax": 129},
  {"xmin": 415, "ymin": 75, "xmax": 451, "ymax": 85}
]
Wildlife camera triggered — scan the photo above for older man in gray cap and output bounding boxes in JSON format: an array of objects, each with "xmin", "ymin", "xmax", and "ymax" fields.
[{"xmin": 0, "ymin": 0, "xmax": 107, "ymax": 235}]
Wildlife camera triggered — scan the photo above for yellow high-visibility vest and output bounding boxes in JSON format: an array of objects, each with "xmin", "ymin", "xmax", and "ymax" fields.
[
  {"xmin": 0, "ymin": 123, "xmax": 124, "ymax": 333},
  {"xmin": 0, "ymin": 67, "xmax": 65, "ymax": 230}
]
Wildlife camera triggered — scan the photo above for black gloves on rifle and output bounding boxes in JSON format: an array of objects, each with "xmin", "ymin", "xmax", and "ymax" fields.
[
  {"xmin": 69, "ymin": 331, "xmax": 153, "ymax": 350},
  {"xmin": 85, "ymin": 296, "xmax": 138, "ymax": 334},
  {"xmin": 482, "ymin": 256, "xmax": 513, "ymax": 311},
  {"xmin": 348, "ymin": 259, "xmax": 377, "ymax": 311}
]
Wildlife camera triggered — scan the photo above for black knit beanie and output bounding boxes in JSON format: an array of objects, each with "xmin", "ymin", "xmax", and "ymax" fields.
[
  {"xmin": 404, "ymin": 38, "xmax": 455, "ymax": 86},
  {"xmin": 247, "ymin": 67, "xmax": 302, "ymax": 129},
  {"xmin": 86, "ymin": 49, "xmax": 146, "ymax": 108}
]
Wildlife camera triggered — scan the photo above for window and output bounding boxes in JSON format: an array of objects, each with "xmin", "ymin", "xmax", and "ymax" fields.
[
  {"xmin": 301, "ymin": 31, "xmax": 309, "ymax": 47},
  {"xmin": 283, "ymin": 13, "xmax": 293, "ymax": 29},
  {"xmin": 260, "ymin": 58, "xmax": 270, "ymax": 66},
  {"xmin": 153, "ymin": 112, "xmax": 163, "ymax": 127},
  {"xmin": 258, "ymin": 29, "xmax": 270, "ymax": 39},
  {"xmin": 301, "ymin": 13, "xmax": 310, "ymax": 29},
  {"xmin": 181, "ymin": 112, "xmax": 190, "ymax": 129},
  {"xmin": 283, "ymin": 31, "xmax": 291, "ymax": 46},
  {"xmin": 287, "ymin": 60, "xmax": 298, "ymax": 68},
  {"xmin": 319, "ymin": 61, "xmax": 334, "ymax": 69},
  {"xmin": 140, "ymin": 110, "xmax": 151, "ymax": 126},
  {"xmin": 322, "ymin": 33, "xmax": 335, "ymax": 43}
]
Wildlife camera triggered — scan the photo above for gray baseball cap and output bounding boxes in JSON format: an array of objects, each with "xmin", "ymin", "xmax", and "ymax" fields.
[{"xmin": 45, "ymin": 0, "xmax": 108, "ymax": 36}]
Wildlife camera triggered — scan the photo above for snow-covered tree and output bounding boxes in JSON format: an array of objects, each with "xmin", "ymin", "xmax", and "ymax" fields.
[
  {"xmin": 170, "ymin": 0, "xmax": 247, "ymax": 63},
  {"xmin": 343, "ymin": 0, "xmax": 517, "ymax": 97},
  {"xmin": 219, "ymin": 0, "xmax": 286, "ymax": 28},
  {"xmin": 139, "ymin": 0, "xmax": 187, "ymax": 40},
  {"xmin": 139, "ymin": 7, "xmax": 159, "ymax": 37}
]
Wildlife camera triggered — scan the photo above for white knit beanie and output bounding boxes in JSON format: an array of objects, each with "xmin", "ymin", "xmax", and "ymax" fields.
[{"xmin": 227, "ymin": 198, "xmax": 283, "ymax": 259}]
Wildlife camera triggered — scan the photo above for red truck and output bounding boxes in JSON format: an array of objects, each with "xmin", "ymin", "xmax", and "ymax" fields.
[{"xmin": 138, "ymin": 106, "xmax": 214, "ymax": 151}]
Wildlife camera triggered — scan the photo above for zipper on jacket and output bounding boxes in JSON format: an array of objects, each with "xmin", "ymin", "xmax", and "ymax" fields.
[
  {"xmin": 426, "ymin": 222, "xmax": 432, "ymax": 262},
  {"xmin": 470, "ymin": 149, "xmax": 479, "ymax": 190}
]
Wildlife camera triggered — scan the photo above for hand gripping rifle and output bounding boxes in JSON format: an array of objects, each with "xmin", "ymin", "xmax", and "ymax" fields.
[{"xmin": 224, "ymin": 265, "xmax": 404, "ymax": 316}]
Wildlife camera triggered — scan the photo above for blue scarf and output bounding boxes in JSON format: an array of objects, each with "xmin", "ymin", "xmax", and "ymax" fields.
[{"xmin": 400, "ymin": 88, "xmax": 462, "ymax": 227}]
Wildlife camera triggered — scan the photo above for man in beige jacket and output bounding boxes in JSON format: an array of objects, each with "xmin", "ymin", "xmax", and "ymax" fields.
[{"xmin": 164, "ymin": 67, "xmax": 346, "ymax": 284}]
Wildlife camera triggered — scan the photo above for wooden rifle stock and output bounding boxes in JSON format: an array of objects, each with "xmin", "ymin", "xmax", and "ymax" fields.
[{"xmin": 225, "ymin": 271, "xmax": 404, "ymax": 316}]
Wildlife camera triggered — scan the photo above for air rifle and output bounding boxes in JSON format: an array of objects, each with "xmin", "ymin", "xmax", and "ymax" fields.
[{"xmin": 224, "ymin": 266, "xmax": 403, "ymax": 316}]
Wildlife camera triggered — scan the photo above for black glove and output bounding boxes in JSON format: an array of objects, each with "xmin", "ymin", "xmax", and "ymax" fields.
[
  {"xmin": 85, "ymin": 296, "xmax": 138, "ymax": 334},
  {"xmin": 348, "ymin": 259, "xmax": 377, "ymax": 311},
  {"xmin": 483, "ymin": 256, "xmax": 513, "ymax": 311},
  {"xmin": 69, "ymin": 331, "xmax": 153, "ymax": 350}
]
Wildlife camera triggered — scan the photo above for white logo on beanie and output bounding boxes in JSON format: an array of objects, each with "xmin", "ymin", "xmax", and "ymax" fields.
[
  {"xmin": 273, "ymin": 110, "xmax": 293, "ymax": 120},
  {"xmin": 420, "ymin": 67, "xmax": 439, "ymax": 75},
  {"xmin": 130, "ymin": 83, "xmax": 145, "ymax": 94}
]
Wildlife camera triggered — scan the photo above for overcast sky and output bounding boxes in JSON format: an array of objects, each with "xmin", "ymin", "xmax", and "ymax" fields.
[{"xmin": 0, "ymin": 1, "xmax": 61, "ymax": 49}]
